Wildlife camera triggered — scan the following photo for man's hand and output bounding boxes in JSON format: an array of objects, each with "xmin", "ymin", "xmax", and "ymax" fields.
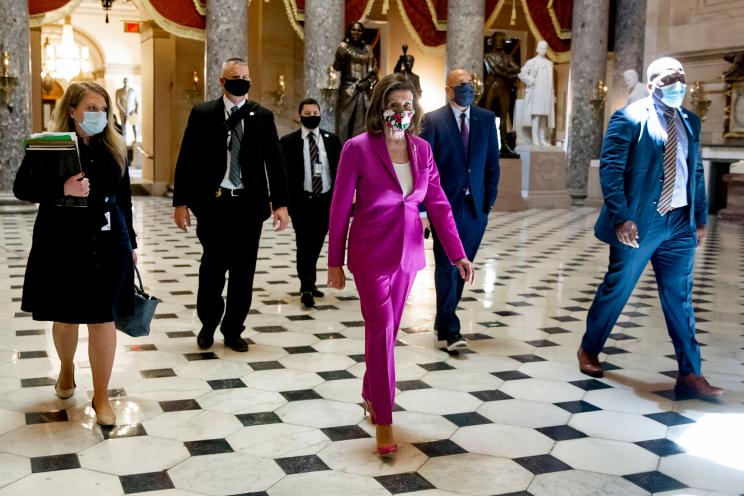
[
  {"xmin": 174, "ymin": 206, "xmax": 191, "ymax": 232},
  {"xmin": 455, "ymin": 258, "xmax": 476, "ymax": 284},
  {"xmin": 421, "ymin": 216, "xmax": 430, "ymax": 236},
  {"xmin": 327, "ymin": 266, "xmax": 346, "ymax": 290},
  {"xmin": 273, "ymin": 207, "xmax": 289, "ymax": 232},
  {"xmin": 615, "ymin": 220, "xmax": 639, "ymax": 248},
  {"xmin": 132, "ymin": 251, "xmax": 138, "ymax": 265},
  {"xmin": 696, "ymin": 225, "xmax": 707, "ymax": 245}
]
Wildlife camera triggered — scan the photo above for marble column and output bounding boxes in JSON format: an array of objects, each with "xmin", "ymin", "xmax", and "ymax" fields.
[
  {"xmin": 0, "ymin": 0, "xmax": 31, "ymax": 198},
  {"xmin": 566, "ymin": 0, "xmax": 610, "ymax": 198},
  {"xmin": 612, "ymin": 0, "xmax": 646, "ymax": 110},
  {"xmin": 446, "ymin": 0, "xmax": 485, "ymax": 80},
  {"xmin": 304, "ymin": 0, "xmax": 344, "ymax": 132},
  {"xmin": 205, "ymin": 0, "xmax": 248, "ymax": 101}
]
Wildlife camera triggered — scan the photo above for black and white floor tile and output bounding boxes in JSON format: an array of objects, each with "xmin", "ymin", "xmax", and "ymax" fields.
[{"xmin": 1, "ymin": 197, "xmax": 743, "ymax": 495}]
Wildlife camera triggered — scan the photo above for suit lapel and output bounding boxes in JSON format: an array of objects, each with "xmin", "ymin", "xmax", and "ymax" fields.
[
  {"xmin": 370, "ymin": 133, "xmax": 402, "ymax": 191},
  {"xmin": 406, "ymin": 134, "xmax": 421, "ymax": 195},
  {"xmin": 644, "ymin": 98, "xmax": 665, "ymax": 155},
  {"xmin": 468, "ymin": 109, "xmax": 480, "ymax": 165}
]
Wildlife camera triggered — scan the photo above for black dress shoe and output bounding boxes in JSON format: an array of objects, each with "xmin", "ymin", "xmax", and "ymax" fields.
[
  {"xmin": 301, "ymin": 291, "xmax": 315, "ymax": 308},
  {"xmin": 224, "ymin": 337, "xmax": 249, "ymax": 352},
  {"xmin": 311, "ymin": 287, "xmax": 324, "ymax": 298},
  {"xmin": 197, "ymin": 328, "xmax": 214, "ymax": 349}
]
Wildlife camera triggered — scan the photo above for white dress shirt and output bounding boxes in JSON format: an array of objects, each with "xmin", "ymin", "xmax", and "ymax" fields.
[
  {"xmin": 393, "ymin": 161, "xmax": 413, "ymax": 196},
  {"xmin": 655, "ymin": 103, "xmax": 689, "ymax": 208},
  {"xmin": 301, "ymin": 126, "xmax": 331, "ymax": 194},
  {"xmin": 221, "ymin": 95, "xmax": 246, "ymax": 190},
  {"xmin": 450, "ymin": 102, "xmax": 470, "ymax": 131}
]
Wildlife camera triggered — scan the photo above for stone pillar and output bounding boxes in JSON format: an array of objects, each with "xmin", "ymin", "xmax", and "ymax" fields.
[
  {"xmin": 446, "ymin": 0, "xmax": 485, "ymax": 80},
  {"xmin": 205, "ymin": 0, "xmax": 248, "ymax": 101},
  {"xmin": 0, "ymin": 0, "xmax": 31, "ymax": 197},
  {"xmin": 140, "ymin": 22, "xmax": 175, "ymax": 196},
  {"xmin": 566, "ymin": 0, "xmax": 610, "ymax": 198},
  {"xmin": 612, "ymin": 0, "xmax": 646, "ymax": 111},
  {"xmin": 304, "ymin": 0, "xmax": 344, "ymax": 132}
]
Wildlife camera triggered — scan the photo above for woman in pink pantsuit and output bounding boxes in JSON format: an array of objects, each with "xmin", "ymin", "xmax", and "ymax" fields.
[{"xmin": 328, "ymin": 74, "xmax": 475, "ymax": 455}]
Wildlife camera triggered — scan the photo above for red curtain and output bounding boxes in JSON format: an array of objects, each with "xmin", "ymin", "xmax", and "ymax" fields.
[
  {"xmin": 29, "ymin": 0, "xmax": 72, "ymax": 16},
  {"xmin": 523, "ymin": 0, "xmax": 571, "ymax": 52},
  {"xmin": 147, "ymin": 0, "xmax": 204, "ymax": 28}
]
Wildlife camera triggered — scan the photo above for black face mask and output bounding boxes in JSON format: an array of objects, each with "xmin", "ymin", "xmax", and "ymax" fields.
[
  {"xmin": 300, "ymin": 115, "xmax": 321, "ymax": 130},
  {"xmin": 224, "ymin": 78, "xmax": 250, "ymax": 97}
]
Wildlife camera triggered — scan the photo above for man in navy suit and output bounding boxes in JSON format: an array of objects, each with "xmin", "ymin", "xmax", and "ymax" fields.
[
  {"xmin": 578, "ymin": 57, "xmax": 723, "ymax": 400},
  {"xmin": 421, "ymin": 68, "xmax": 500, "ymax": 351}
]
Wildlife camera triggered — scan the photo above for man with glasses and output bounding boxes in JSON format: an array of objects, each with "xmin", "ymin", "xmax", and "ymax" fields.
[
  {"xmin": 421, "ymin": 68, "xmax": 500, "ymax": 351},
  {"xmin": 578, "ymin": 57, "xmax": 723, "ymax": 400}
]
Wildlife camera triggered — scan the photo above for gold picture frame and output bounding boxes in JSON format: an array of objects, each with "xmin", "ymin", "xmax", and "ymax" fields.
[{"xmin": 724, "ymin": 78, "xmax": 744, "ymax": 138}]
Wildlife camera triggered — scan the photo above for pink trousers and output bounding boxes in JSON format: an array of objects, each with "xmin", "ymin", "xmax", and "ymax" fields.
[{"xmin": 354, "ymin": 267, "xmax": 417, "ymax": 425}]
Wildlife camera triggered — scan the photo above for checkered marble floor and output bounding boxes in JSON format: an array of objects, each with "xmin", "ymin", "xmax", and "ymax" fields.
[{"xmin": 0, "ymin": 197, "xmax": 743, "ymax": 496}]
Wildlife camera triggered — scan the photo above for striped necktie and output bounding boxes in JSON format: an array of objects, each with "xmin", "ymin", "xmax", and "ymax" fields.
[
  {"xmin": 657, "ymin": 106, "xmax": 677, "ymax": 215},
  {"xmin": 308, "ymin": 132, "xmax": 323, "ymax": 195},
  {"xmin": 228, "ymin": 106, "xmax": 243, "ymax": 187}
]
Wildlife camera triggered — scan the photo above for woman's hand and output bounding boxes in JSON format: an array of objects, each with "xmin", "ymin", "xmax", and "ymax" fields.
[
  {"xmin": 327, "ymin": 266, "xmax": 346, "ymax": 291},
  {"xmin": 63, "ymin": 172, "xmax": 89, "ymax": 197},
  {"xmin": 173, "ymin": 206, "xmax": 191, "ymax": 232},
  {"xmin": 455, "ymin": 258, "xmax": 476, "ymax": 284}
]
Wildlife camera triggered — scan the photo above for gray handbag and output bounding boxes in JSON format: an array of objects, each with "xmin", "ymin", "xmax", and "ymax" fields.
[{"xmin": 115, "ymin": 266, "xmax": 159, "ymax": 337}]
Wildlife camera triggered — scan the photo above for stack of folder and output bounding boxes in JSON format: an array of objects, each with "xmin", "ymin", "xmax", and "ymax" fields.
[{"xmin": 24, "ymin": 132, "xmax": 86, "ymax": 207}]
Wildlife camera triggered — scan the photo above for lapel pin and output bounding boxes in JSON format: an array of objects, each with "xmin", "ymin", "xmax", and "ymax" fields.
[
  {"xmin": 249, "ymin": 111, "xmax": 255, "ymax": 116},
  {"xmin": 324, "ymin": 133, "xmax": 329, "ymax": 137}
]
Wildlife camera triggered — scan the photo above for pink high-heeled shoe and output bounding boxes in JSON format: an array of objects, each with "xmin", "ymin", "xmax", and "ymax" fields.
[{"xmin": 362, "ymin": 399, "xmax": 377, "ymax": 424}]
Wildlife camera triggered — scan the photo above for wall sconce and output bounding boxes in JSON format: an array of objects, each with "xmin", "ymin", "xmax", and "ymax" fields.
[
  {"xmin": 270, "ymin": 73, "xmax": 286, "ymax": 109},
  {"xmin": 590, "ymin": 79, "xmax": 608, "ymax": 116},
  {"xmin": 688, "ymin": 80, "xmax": 711, "ymax": 121},
  {"xmin": 184, "ymin": 70, "xmax": 202, "ymax": 103},
  {"xmin": 0, "ymin": 51, "xmax": 19, "ymax": 112}
]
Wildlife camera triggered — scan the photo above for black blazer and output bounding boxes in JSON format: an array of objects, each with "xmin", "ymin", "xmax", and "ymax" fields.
[
  {"xmin": 279, "ymin": 127, "xmax": 341, "ymax": 215},
  {"xmin": 173, "ymin": 97, "xmax": 289, "ymax": 221}
]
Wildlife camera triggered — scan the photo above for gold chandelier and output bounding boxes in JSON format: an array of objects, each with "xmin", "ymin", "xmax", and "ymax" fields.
[{"xmin": 42, "ymin": 17, "xmax": 93, "ymax": 85}]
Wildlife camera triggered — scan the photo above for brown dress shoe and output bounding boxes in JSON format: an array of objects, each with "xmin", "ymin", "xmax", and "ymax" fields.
[
  {"xmin": 577, "ymin": 347, "xmax": 603, "ymax": 378},
  {"xmin": 675, "ymin": 374, "xmax": 725, "ymax": 400}
]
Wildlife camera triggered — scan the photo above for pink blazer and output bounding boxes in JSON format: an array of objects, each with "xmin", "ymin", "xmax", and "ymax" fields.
[{"xmin": 328, "ymin": 131, "xmax": 466, "ymax": 276}]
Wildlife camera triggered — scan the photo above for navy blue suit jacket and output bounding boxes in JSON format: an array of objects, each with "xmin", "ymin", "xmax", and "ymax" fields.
[
  {"xmin": 421, "ymin": 104, "xmax": 500, "ymax": 223},
  {"xmin": 595, "ymin": 97, "xmax": 707, "ymax": 247}
]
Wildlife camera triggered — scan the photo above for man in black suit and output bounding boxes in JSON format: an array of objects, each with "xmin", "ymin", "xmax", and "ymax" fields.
[
  {"xmin": 280, "ymin": 98, "xmax": 341, "ymax": 308},
  {"xmin": 173, "ymin": 58, "xmax": 289, "ymax": 352}
]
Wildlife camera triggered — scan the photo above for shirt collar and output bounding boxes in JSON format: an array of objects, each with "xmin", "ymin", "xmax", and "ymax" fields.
[
  {"xmin": 223, "ymin": 95, "xmax": 246, "ymax": 111},
  {"xmin": 450, "ymin": 101, "xmax": 469, "ymax": 119},
  {"xmin": 301, "ymin": 126, "xmax": 319, "ymax": 139}
]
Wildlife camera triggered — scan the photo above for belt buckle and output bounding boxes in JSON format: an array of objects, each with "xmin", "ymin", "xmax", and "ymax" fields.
[{"xmin": 231, "ymin": 188, "xmax": 240, "ymax": 197}]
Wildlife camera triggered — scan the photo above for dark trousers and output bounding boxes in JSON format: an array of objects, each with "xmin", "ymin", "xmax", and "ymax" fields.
[
  {"xmin": 195, "ymin": 196, "xmax": 263, "ymax": 338},
  {"xmin": 432, "ymin": 198, "xmax": 487, "ymax": 340},
  {"xmin": 291, "ymin": 192, "xmax": 331, "ymax": 292},
  {"xmin": 581, "ymin": 207, "xmax": 701, "ymax": 376}
]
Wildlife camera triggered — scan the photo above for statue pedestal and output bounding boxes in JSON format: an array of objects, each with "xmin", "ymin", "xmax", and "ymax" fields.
[
  {"xmin": 718, "ymin": 173, "xmax": 744, "ymax": 223},
  {"xmin": 584, "ymin": 159, "xmax": 604, "ymax": 208},
  {"xmin": 517, "ymin": 146, "xmax": 572, "ymax": 209},
  {"xmin": 492, "ymin": 158, "xmax": 526, "ymax": 212}
]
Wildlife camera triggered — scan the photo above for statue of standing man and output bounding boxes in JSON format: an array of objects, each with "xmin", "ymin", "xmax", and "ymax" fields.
[
  {"xmin": 333, "ymin": 22, "xmax": 378, "ymax": 142},
  {"xmin": 518, "ymin": 40, "xmax": 555, "ymax": 146},
  {"xmin": 115, "ymin": 77, "xmax": 139, "ymax": 143},
  {"xmin": 480, "ymin": 32, "xmax": 521, "ymax": 154}
]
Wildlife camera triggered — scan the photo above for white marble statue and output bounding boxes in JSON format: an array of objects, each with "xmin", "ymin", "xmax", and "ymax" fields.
[
  {"xmin": 518, "ymin": 40, "xmax": 555, "ymax": 146},
  {"xmin": 623, "ymin": 69, "xmax": 648, "ymax": 105},
  {"xmin": 115, "ymin": 77, "xmax": 139, "ymax": 143}
]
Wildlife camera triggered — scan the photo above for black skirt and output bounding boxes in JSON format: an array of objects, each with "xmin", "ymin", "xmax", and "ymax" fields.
[{"xmin": 21, "ymin": 204, "xmax": 134, "ymax": 324}]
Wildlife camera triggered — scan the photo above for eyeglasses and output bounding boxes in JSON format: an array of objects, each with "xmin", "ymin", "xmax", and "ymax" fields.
[
  {"xmin": 386, "ymin": 101, "xmax": 414, "ymax": 112},
  {"xmin": 655, "ymin": 72, "xmax": 685, "ymax": 87}
]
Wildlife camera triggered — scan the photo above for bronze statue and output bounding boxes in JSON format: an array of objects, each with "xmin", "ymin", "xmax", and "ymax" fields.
[
  {"xmin": 723, "ymin": 51, "xmax": 744, "ymax": 80},
  {"xmin": 479, "ymin": 32, "xmax": 520, "ymax": 154},
  {"xmin": 393, "ymin": 44, "xmax": 421, "ymax": 97},
  {"xmin": 333, "ymin": 22, "xmax": 378, "ymax": 142}
]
